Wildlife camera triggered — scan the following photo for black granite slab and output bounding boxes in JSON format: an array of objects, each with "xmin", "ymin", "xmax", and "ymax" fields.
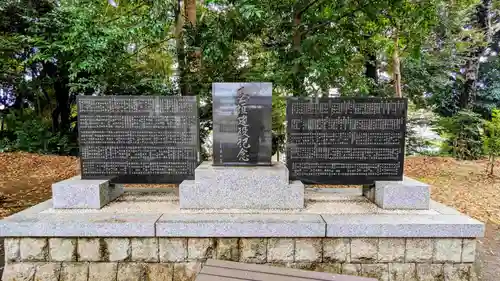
[
  {"xmin": 77, "ymin": 96, "xmax": 199, "ymax": 184},
  {"xmin": 286, "ymin": 97, "xmax": 407, "ymax": 185},
  {"xmin": 212, "ymin": 83, "xmax": 273, "ymax": 166}
]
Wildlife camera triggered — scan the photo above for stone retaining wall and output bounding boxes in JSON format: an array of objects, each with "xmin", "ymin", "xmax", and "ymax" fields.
[{"xmin": 2, "ymin": 237, "xmax": 478, "ymax": 281}]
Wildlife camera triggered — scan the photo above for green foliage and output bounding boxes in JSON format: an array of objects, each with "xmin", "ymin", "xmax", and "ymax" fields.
[
  {"xmin": 29, "ymin": 0, "xmax": 176, "ymax": 95},
  {"xmin": 436, "ymin": 110, "xmax": 484, "ymax": 160},
  {"xmin": 0, "ymin": 0, "xmax": 497, "ymax": 159},
  {"xmin": 405, "ymin": 104, "xmax": 439, "ymax": 155},
  {"xmin": 0, "ymin": 110, "xmax": 75, "ymax": 155},
  {"xmin": 474, "ymin": 57, "xmax": 500, "ymax": 119},
  {"xmin": 483, "ymin": 108, "xmax": 500, "ymax": 175}
]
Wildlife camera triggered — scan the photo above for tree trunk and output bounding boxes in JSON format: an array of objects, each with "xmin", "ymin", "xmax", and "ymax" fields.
[
  {"xmin": 460, "ymin": 0, "xmax": 492, "ymax": 109},
  {"xmin": 491, "ymin": 155, "xmax": 495, "ymax": 175},
  {"xmin": 393, "ymin": 30, "xmax": 402, "ymax": 98},
  {"xmin": 44, "ymin": 62, "xmax": 71, "ymax": 133},
  {"xmin": 365, "ymin": 53, "xmax": 378, "ymax": 84},
  {"xmin": 176, "ymin": 0, "xmax": 187, "ymax": 96},
  {"xmin": 365, "ymin": 51, "xmax": 378, "ymax": 96},
  {"xmin": 184, "ymin": 0, "xmax": 199, "ymax": 96},
  {"xmin": 185, "ymin": 0, "xmax": 196, "ymax": 26},
  {"xmin": 292, "ymin": 10, "xmax": 306, "ymax": 96}
]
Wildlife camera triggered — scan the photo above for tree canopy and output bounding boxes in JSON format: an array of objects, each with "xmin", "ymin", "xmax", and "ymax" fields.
[{"xmin": 1, "ymin": 0, "xmax": 499, "ymax": 158}]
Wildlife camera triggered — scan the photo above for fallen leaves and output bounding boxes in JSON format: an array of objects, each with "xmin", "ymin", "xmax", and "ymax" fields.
[
  {"xmin": 0, "ymin": 152, "xmax": 79, "ymax": 218},
  {"xmin": 405, "ymin": 156, "xmax": 500, "ymax": 224}
]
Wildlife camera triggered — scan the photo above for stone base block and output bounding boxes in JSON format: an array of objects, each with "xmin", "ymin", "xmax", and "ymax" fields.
[
  {"xmin": 52, "ymin": 176, "xmax": 124, "ymax": 209},
  {"xmin": 2, "ymin": 237, "xmax": 479, "ymax": 281},
  {"xmin": 370, "ymin": 176, "xmax": 430, "ymax": 210},
  {"xmin": 179, "ymin": 162, "xmax": 304, "ymax": 209}
]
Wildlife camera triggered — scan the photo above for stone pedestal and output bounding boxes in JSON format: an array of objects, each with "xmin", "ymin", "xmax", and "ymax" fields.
[
  {"xmin": 52, "ymin": 176, "xmax": 124, "ymax": 209},
  {"xmin": 365, "ymin": 176, "xmax": 430, "ymax": 210},
  {"xmin": 179, "ymin": 162, "xmax": 304, "ymax": 209}
]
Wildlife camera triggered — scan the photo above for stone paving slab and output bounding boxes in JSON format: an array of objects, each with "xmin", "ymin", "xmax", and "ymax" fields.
[
  {"xmin": 39, "ymin": 192, "xmax": 440, "ymax": 215},
  {"xmin": 156, "ymin": 213, "xmax": 326, "ymax": 237},
  {"xmin": 0, "ymin": 193, "xmax": 485, "ymax": 238},
  {"xmin": 323, "ymin": 214, "xmax": 485, "ymax": 238},
  {"xmin": 0, "ymin": 212, "xmax": 160, "ymax": 237}
]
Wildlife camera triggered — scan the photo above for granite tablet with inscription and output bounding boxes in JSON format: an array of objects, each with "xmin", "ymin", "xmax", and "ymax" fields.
[
  {"xmin": 77, "ymin": 96, "xmax": 199, "ymax": 183},
  {"xmin": 212, "ymin": 82, "xmax": 273, "ymax": 166},
  {"xmin": 286, "ymin": 97, "xmax": 407, "ymax": 185}
]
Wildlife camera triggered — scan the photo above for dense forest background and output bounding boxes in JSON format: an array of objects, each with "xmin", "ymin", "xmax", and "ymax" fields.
[{"xmin": 1, "ymin": 0, "xmax": 500, "ymax": 161}]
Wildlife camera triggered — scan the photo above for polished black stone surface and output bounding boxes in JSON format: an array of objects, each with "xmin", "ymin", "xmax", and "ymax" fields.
[
  {"xmin": 212, "ymin": 83, "xmax": 272, "ymax": 166},
  {"xmin": 286, "ymin": 97, "xmax": 407, "ymax": 185},
  {"xmin": 77, "ymin": 96, "xmax": 199, "ymax": 183}
]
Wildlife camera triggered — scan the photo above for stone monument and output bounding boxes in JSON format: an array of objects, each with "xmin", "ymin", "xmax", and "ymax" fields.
[
  {"xmin": 53, "ymin": 95, "xmax": 199, "ymax": 209},
  {"xmin": 286, "ymin": 97, "xmax": 429, "ymax": 209},
  {"xmin": 0, "ymin": 92, "xmax": 485, "ymax": 281},
  {"xmin": 179, "ymin": 83, "xmax": 305, "ymax": 209}
]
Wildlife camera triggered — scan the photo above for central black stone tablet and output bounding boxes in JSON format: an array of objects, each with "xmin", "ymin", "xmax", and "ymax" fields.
[{"xmin": 212, "ymin": 82, "xmax": 273, "ymax": 166}]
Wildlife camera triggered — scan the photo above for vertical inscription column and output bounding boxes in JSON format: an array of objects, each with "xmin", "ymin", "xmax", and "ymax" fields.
[
  {"xmin": 286, "ymin": 98, "xmax": 407, "ymax": 185},
  {"xmin": 212, "ymin": 82, "xmax": 273, "ymax": 166},
  {"xmin": 78, "ymin": 96, "xmax": 199, "ymax": 184}
]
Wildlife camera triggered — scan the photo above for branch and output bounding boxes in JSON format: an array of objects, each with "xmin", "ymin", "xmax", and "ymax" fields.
[
  {"xmin": 123, "ymin": 36, "xmax": 176, "ymax": 60},
  {"xmin": 102, "ymin": 3, "xmax": 148, "ymax": 24},
  {"xmin": 305, "ymin": 3, "xmax": 369, "ymax": 34},
  {"xmin": 296, "ymin": 0, "xmax": 322, "ymax": 17}
]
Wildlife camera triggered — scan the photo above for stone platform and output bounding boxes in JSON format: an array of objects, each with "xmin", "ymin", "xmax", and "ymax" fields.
[
  {"xmin": 0, "ymin": 188, "xmax": 484, "ymax": 281},
  {"xmin": 179, "ymin": 162, "xmax": 304, "ymax": 209}
]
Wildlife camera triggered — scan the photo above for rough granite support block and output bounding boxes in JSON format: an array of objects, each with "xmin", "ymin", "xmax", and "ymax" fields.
[
  {"xmin": 350, "ymin": 238, "xmax": 378, "ymax": 263},
  {"xmin": 4, "ymin": 238, "xmax": 20, "ymax": 262},
  {"xmin": 106, "ymin": 238, "xmax": 131, "ymax": 262},
  {"xmin": 20, "ymin": 238, "xmax": 48, "ymax": 261},
  {"xmin": 179, "ymin": 162, "xmax": 304, "ymax": 209},
  {"xmin": 294, "ymin": 238, "xmax": 322, "ymax": 263},
  {"xmin": 156, "ymin": 213, "xmax": 325, "ymax": 237},
  {"xmin": 323, "ymin": 238, "xmax": 350, "ymax": 263},
  {"xmin": 117, "ymin": 262, "xmax": 147, "ymax": 281},
  {"xmin": 1, "ymin": 263, "xmax": 37, "ymax": 281},
  {"xmin": 239, "ymin": 238, "xmax": 267, "ymax": 263},
  {"xmin": 267, "ymin": 238, "xmax": 294, "ymax": 262},
  {"xmin": 35, "ymin": 262, "xmax": 63, "ymax": 281},
  {"xmin": 373, "ymin": 176, "xmax": 430, "ymax": 210},
  {"xmin": 131, "ymin": 238, "xmax": 158, "ymax": 262},
  {"xmin": 159, "ymin": 238, "xmax": 188, "ymax": 262},
  {"xmin": 88, "ymin": 263, "xmax": 118, "ymax": 281},
  {"xmin": 49, "ymin": 238, "xmax": 77, "ymax": 261},
  {"xmin": 377, "ymin": 238, "xmax": 405, "ymax": 263},
  {"xmin": 52, "ymin": 175, "xmax": 124, "ymax": 209},
  {"xmin": 60, "ymin": 262, "xmax": 89, "ymax": 281},
  {"xmin": 0, "ymin": 213, "xmax": 160, "ymax": 237},
  {"xmin": 433, "ymin": 238, "xmax": 462, "ymax": 262},
  {"xmin": 323, "ymin": 214, "xmax": 484, "ymax": 238},
  {"xmin": 406, "ymin": 238, "xmax": 433, "ymax": 262},
  {"xmin": 173, "ymin": 262, "xmax": 203, "ymax": 281},
  {"xmin": 187, "ymin": 238, "xmax": 215, "ymax": 260},
  {"xmin": 462, "ymin": 239, "xmax": 477, "ymax": 263},
  {"xmin": 216, "ymin": 238, "xmax": 240, "ymax": 261},
  {"xmin": 78, "ymin": 238, "xmax": 101, "ymax": 262},
  {"xmin": 148, "ymin": 263, "xmax": 174, "ymax": 281}
]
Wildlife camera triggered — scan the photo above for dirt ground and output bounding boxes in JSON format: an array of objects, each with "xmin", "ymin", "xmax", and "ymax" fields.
[{"xmin": 0, "ymin": 153, "xmax": 499, "ymax": 279}]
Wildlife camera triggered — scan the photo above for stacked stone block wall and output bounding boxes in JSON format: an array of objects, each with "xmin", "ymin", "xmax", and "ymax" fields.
[{"xmin": 3, "ymin": 237, "xmax": 477, "ymax": 281}]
